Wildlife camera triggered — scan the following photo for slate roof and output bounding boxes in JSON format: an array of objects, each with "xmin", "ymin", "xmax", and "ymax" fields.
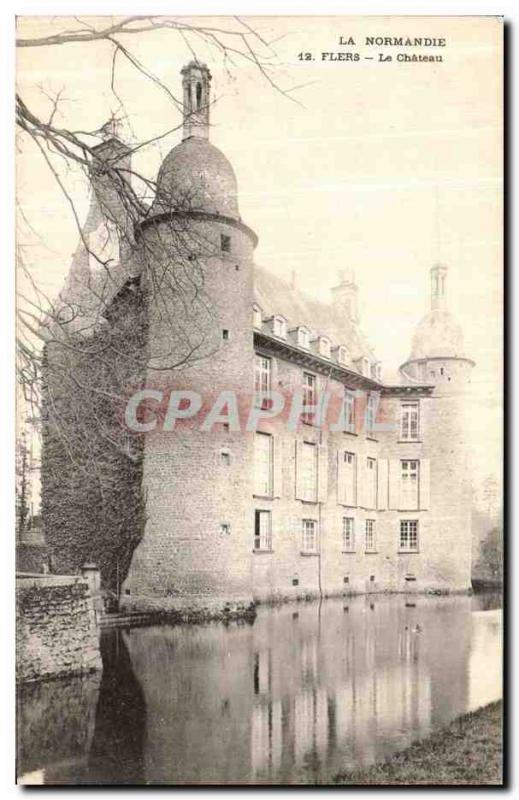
[{"xmin": 253, "ymin": 265, "xmax": 377, "ymax": 364}]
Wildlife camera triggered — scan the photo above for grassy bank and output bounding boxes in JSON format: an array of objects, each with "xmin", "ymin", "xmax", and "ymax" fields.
[{"xmin": 334, "ymin": 701, "xmax": 503, "ymax": 786}]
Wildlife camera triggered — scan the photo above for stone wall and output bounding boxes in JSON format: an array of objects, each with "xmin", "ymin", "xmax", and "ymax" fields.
[{"xmin": 16, "ymin": 575, "xmax": 102, "ymax": 683}]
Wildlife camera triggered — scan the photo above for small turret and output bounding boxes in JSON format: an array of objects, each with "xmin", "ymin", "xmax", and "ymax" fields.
[
  {"xmin": 181, "ymin": 60, "xmax": 212, "ymax": 141},
  {"xmin": 400, "ymin": 263, "xmax": 474, "ymax": 385}
]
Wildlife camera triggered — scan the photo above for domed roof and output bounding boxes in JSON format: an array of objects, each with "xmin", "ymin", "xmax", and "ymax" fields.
[
  {"xmin": 149, "ymin": 137, "xmax": 240, "ymax": 220},
  {"xmin": 408, "ymin": 307, "xmax": 465, "ymax": 361}
]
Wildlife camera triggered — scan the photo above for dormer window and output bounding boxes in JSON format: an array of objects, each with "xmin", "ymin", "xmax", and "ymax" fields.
[
  {"xmin": 312, "ymin": 336, "xmax": 331, "ymax": 359},
  {"xmin": 298, "ymin": 327, "xmax": 311, "ymax": 349},
  {"xmin": 273, "ymin": 316, "xmax": 287, "ymax": 339},
  {"xmin": 253, "ymin": 304, "xmax": 263, "ymax": 329},
  {"xmin": 337, "ymin": 346, "xmax": 348, "ymax": 365},
  {"xmin": 319, "ymin": 337, "xmax": 331, "ymax": 359},
  {"xmin": 362, "ymin": 357, "xmax": 370, "ymax": 377},
  {"xmin": 375, "ymin": 363, "xmax": 382, "ymax": 381}
]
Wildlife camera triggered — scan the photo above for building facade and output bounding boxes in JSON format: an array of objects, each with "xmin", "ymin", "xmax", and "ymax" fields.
[{"xmin": 43, "ymin": 61, "xmax": 475, "ymax": 616}]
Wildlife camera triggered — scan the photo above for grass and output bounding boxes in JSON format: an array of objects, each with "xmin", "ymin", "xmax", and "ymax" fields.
[{"xmin": 333, "ymin": 701, "xmax": 503, "ymax": 786}]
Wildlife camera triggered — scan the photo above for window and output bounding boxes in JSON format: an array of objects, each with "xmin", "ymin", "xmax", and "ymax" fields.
[
  {"xmin": 366, "ymin": 458, "xmax": 377, "ymax": 509},
  {"xmin": 401, "ymin": 402, "xmax": 419, "ymax": 441},
  {"xmin": 362, "ymin": 357, "xmax": 370, "ymax": 377},
  {"xmin": 196, "ymin": 82, "xmax": 202, "ymax": 109},
  {"xmin": 302, "ymin": 373, "xmax": 317, "ymax": 424},
  {"xmin": 253, "ymin": 305, "xmax": 263, "ymax": 329},
  {"xmin": 273, "ymin": 316, "xmax": 287, "ymax": 338},
  {"xmin": 221, "ymin": 234, "xmax": 231, "ymax": 253},
  {"xmin": 220, "ymin": 523, "xmax": 231, "ymax": 536},
  {"xmin": 222, "ymin": 329, "xmax": 229, "ymax": 341},
  {"xmin": 366, "ymin": 393, "xmax": 377, "ymax": 437},
  {"xmin": 343, "ymin": 451, "xmax": 357, "ymax": 506},
  {"xmin": 254, "ymin": 510, "xmax": 272, "ymax": 551},
  {"xmin": 365, "ymin": 519, "xmax": 376, "ymax": 552},
  {"xmin": 298, "ymin": 327, "xmax": 311, "ymax": 349},
  {"xmin": 400, "ymin": 520, "xmax": 419, "ymax": 552},
  {"xmin": 342, "ymin": 517, "xmax": 355, "ymax": 552},
  {"xmin": 319, "ymin": 338, "xmax": 331, "ymax": 358},
  {"xmin": 221, "ymin": 450, "xmax": 231, "ymax": 466},
  {"xmin": 342, "ymin": 391, "xmax": 355, "ymax": 433},
  {"xmin": 370, "ymin": 364, "xmax": 377, "ymax": 379},
  {"xmin": 302, "ymin": 519, "xmax": 318, "ymax": 553},
  {"xmin": 254, "ymin": 355, "xmax": 271, "ymax": 396},
  {"xmin": 400, "ymin": 460, "xmax": 419, "ymax": 509},
  {"xmin": 337, "ymin": 346, "xmax": 348, "ymax": 365},
  {"xmin": 254, "ymin": 433, "xmax": 272, "ymax": 497},
  {"xmin": 300, "ymin": 442, "xmax": 318, "ymax": 502}
]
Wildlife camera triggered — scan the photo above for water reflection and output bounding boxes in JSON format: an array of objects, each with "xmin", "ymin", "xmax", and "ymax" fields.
[{"xmin": 17, "ymin": 594, "xmax": 502, "ymax": 785}]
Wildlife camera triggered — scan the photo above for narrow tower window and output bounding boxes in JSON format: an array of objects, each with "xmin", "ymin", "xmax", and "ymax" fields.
[
  {"xmin": 221, "ymin": 234, "xmax": 231, "ymax": 253},
  {"xmin": 196, "ymin": 82, "xmax": 202, "ymax": 109}
]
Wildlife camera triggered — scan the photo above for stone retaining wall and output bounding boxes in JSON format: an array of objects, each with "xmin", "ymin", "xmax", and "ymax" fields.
[{"xmin": 16, "ymin": 575, "xmax": 102, "ymax": 683}]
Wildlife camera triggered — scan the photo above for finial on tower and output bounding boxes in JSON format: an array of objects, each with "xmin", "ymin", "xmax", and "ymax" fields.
[
  {"xmin": 181, "ymin": 60, "xmax": 212, "ymax": 141},
  {"xmin": 430, "ymin": 263, "xmax": 448, "ymax": 311}
]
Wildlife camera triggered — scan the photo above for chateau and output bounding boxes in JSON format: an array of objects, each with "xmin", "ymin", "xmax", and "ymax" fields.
[{"xmin": 42, "ymin": 61, "xmax": 475, "ymax": 616}]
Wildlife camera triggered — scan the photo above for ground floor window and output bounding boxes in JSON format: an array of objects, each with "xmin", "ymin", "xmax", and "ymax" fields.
[
  {"xmin": 400, "ymin": 519, "xmax": 419, "ymax": 552},
  {"xmin": 302, "ymin": 519, "xmax": 318, "ymax": 553},
  {"xmin": 365, "ymin": 519, "xmax": 376, "ymax": 552},
  {"xmin": 254, "ymin": 510, "xmax": 272, "ymax": 551},
  {"xmin": 342, "ymin": 517, "xmax": 355, "ymax": 552}
]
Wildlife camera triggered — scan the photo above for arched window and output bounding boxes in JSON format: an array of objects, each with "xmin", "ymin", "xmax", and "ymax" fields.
[
  {"xmin": 196, "ymin": 82, "xmax": 202, "ymax": 110},
  {"xmin": 187, "ymin": 84, "xmax": 192, "ymax": 110}
]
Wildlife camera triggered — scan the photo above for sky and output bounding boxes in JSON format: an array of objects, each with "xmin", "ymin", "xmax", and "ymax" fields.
[{"xmin": 16, "ymin": 15, "xmax": 503, "ymax": 492}]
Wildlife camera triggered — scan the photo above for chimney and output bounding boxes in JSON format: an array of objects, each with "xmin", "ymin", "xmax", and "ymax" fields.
[{"xmin": 331, "ymin": 269, "xmax": 359, "ymax": 322}]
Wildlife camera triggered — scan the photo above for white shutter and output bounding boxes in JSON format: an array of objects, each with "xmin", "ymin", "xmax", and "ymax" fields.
[
  {"xmin": 388, "ymin": 459, "xmax": 401, "ymax": 510},
  {"xmin": 357, "ymin": 456, "xmax": 366, "ymax": 509},
  {"xmin": 337, "ymin": 450, "xmax": 345, "ymax": 505},
  {"xmin": 377, "ymin": 458, "xmax": 388, "ymax": 510},
  {"xmin": 352, "ymin": 453, "xmax": 358, "ymax": 508},
  {"xmin": 295, "ymin": 441, "xmax": 305, "ymax": 500},
  {"xmin": 273, "ymin": 436, "xmax": 283, "ymax": 498},
  {"xmin": 420, "ymin": 459, "xmax": 431, "ymax": 510},
  {"xmin": 318, "ymin": 445, "xmax": 328, "ymax": 503}
]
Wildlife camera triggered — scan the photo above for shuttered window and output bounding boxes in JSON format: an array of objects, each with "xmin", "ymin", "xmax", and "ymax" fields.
[
  {"xmin": 254, "ymin": 355, "xmax": 271, "ymax": 394},
  {"xmin": 302, "ymin": 373, "xmax": 317, "ymax": 425},
  {"xmin": 300, "ymin": 442, "xmax": 318, "ymax": 502},
  {"xmin": 254, "ymin": 510, "xmax": 272, "ymax": 551},
  {"xmin": 366, "ymin": 393, "xmax": 377, "ymax": 437},
  {"xmin": 342, "ymin": 517, "xmax": 355, "ymax": 552},
  {"xmin": 254, "ymin": 433, "xmax": 272, "ymax": 497},
  {"xmin": 400, "ymin": 520, "xmax": 419, "ymax": 552},
  {"xmin": 401, "ymin": 402, "xmax": 419, "ymax": 440},
  {"xmin": 302, "ymin": 519, "xmax": 318, "ymax": 552},
  {"xmin": 365, "ymin": 519, "xmax": 376, "ymax": 552},
  {"xmin": 340, "ymin": 451, "xmax": 357, "ymax": 506},
  {"xmin": 366, "ymin": 457, "xmax": 377, "ymax": 509},
  {"xmin": 400, "ymin": 460, "xmax": 419, "ymax": 510}
]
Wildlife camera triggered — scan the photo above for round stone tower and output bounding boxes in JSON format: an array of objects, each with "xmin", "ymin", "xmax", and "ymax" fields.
[
  {"xmin": 400, "ymin": 264, "xmax": 475, "ymax": 591},
  {"xmin": 122, "ymin": 61, "xmax": 257, "ymax": 616}
]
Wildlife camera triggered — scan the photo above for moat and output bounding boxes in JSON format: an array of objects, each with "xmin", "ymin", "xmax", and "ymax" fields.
[{"xmin": 17, "ymin": 593, "xmax": 502, "ymax": 785}]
